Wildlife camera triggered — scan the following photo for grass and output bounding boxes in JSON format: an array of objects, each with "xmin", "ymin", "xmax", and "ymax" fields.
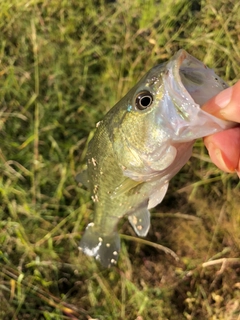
[{"xmin": 0, "ymin": 0, "xmax": 240, "ymax": 319}]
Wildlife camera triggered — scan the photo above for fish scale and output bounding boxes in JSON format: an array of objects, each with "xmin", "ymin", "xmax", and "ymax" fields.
[{"xmin": 88, "ymin": 124, "xmax": 149, "ymax": 226}]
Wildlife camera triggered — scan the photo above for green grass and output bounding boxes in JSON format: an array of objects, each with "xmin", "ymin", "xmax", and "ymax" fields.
[{"xmin": 0, "ymin": 0, "xmax": 240, "ymax": 319}]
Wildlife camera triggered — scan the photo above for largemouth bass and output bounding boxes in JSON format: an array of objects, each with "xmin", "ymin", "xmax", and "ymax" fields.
[{"xmin": 78, "ymin": 49, "xmax": 234, "ymax": 267}]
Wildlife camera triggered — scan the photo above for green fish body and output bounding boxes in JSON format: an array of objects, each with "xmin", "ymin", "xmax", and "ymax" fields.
[{"xmin": 79, "ymin": 50, "xmax": 234, "ymax": 267}]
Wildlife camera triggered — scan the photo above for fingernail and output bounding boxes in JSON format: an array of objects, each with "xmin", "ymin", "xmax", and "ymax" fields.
[{"xmin": 214, "ymin": 86, "xmax": 233, "ymax": 108}]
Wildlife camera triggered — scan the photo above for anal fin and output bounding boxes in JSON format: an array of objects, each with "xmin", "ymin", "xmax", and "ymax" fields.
[{"xmin": 128, "ymin": 208, "xmax": 150, "ymax": 237}]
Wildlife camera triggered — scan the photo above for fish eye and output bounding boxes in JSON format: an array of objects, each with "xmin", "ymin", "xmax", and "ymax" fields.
[{"xmin": 135, "ymin": 91, "xmax": 153, "ymax": 110}]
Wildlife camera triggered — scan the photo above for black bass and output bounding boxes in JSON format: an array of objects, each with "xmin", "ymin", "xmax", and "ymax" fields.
[{"xmin": 78, "ymin": 49, "xmax": 233, "ymax": 267}]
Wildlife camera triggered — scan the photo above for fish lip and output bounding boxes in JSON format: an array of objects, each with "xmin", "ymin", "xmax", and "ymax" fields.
[
  {"xmin": 165, "ymin": 49, "xmax": 202, "ymax": 105},
  {"xmin": 161, "ymin": 50, "xmax": 233, "ymax": 138},
  {"xmin": 165, "ymin": 49, "xmax": 228, "ymax": 108}
]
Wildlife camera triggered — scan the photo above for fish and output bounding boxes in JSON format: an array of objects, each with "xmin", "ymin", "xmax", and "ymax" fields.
[{"xmin": 78, "ymin": 49, "xmax": 234, "ymax": 268}]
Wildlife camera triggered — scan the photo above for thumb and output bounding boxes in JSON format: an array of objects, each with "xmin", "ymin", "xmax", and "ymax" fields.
[
  {"xmin": 202, "ymin": 80, "xmax": 240, "ymax": 176},
  {"xmin": 202, "ymin": 80, "xmax": 240, "ymax": 122}
]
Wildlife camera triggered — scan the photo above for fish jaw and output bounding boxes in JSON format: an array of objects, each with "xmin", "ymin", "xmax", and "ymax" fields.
[
  {"xmin": 161, "ymin": 49, "xmax": 235, "ymax": 140},
  {"xmin": 170, "ymin": 49, "xmax": 229, "ymax": 106}
]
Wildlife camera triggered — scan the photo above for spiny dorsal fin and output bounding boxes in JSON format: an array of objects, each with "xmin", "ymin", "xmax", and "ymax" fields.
[{"xmin": 75, "ymin": 170, "xmax": 90, "ymax": 188}]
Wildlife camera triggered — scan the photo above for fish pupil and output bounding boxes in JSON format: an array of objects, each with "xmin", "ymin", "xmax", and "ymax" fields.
[{"xmin": 135, "ymin": 91, "xmax": 153, "ymax": 110}]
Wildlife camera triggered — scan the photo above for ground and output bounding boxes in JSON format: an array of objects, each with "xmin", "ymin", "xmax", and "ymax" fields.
[{"xmin": 0, "ymin": 0, "xmax": 239, "ymax": 319}]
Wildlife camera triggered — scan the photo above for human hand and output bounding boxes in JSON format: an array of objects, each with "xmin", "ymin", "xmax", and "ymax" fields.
[{"xmin": 202, "ymin": 80, "xmax": 240, "ymax": 177}]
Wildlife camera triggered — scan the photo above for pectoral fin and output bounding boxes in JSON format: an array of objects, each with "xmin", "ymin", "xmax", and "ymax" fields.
[
  {"xmin": 111, "ymin": 178, "xmax": 143, "ymax": 199},
  {"xmin": 128, "ymin": 208, "xmax": 150, "ymax": 237}
]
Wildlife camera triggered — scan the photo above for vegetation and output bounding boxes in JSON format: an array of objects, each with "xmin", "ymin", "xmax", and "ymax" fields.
[{"xmin": 0, "ymin": 0, "xmax": 239, "ymax": 319}]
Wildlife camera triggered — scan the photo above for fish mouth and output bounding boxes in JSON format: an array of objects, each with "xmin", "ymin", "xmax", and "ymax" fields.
[{"xmin": 168, "ymin": 49, "xmax": 228, "ymax": 107}]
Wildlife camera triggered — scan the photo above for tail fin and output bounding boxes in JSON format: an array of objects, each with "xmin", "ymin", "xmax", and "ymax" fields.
[{"xmin": 79, "ymin": 222, "xmax": 120, "ymax": 268}]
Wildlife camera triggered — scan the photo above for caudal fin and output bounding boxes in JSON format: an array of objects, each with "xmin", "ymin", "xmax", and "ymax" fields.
[{"xmin": 79, "ymin": 222, "xmax": 120, "ymax": 268}]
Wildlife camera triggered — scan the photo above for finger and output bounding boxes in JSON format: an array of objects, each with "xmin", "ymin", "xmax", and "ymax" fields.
[
  {"xmin": 204, "ymin": 127, "xmax": 240, "ymax": 174},
  {"xmin": 202, "ymin": 80, "xmax": 240, "ymax": 122}
]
